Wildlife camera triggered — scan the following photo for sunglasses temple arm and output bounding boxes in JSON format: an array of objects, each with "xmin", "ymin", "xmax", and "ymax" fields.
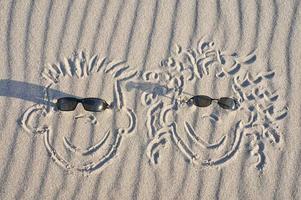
[
  {"xmin": 160, "ymin": 93, "xmax": 190, "ymax": 103},
  {"xmin": 106, "ymin": 101, "xmax": 114, "ymax": 109},
  {"xmin": 178, "ymin": 91, "xmax": 195, "ymax": 104},
  {"xmin": 177, "ymin": 97, "xmax": 192, "ymax": 104}
]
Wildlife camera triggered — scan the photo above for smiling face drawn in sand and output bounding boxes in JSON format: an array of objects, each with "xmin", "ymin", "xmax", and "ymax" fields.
[
  {"xmin": 19, "ymin": 52, "xmax": 137, "ymax": 175},
  {"xmin": 137, "ymin": 38, "xmax": 288, "ymax": 171}
]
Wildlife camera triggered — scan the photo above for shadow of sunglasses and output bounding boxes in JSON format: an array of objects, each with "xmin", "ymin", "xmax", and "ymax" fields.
[
  {"xmin": 56, "ymin": 97, "xmax": 110, "ymax": 112},
  {"xmin": 187, "ymin": 95, "xmax": 238, "ymax": 110}
]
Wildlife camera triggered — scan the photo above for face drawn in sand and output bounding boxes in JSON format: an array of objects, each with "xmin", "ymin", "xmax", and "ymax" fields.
[
  {"xmin": 137, "ymin": 38, "xmax": 288, "ymax": 171},
  {"xmin": 19, "ymin": 52, "xmax": 137, "ymax": 175}
]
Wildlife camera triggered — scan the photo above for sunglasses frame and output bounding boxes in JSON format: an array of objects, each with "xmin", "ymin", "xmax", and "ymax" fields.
[
  {"xmin": 187, "ymin": 95, "xmax": 238, "ymax": 110},
  {"xmin": 56, "ymin": 97, "xmax": 110, "ymax": 112}
]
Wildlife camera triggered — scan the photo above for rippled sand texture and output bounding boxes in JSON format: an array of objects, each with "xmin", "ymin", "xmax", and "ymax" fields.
[{"xmin": 0, "ymin": 0, "xmax": 300, "ymax": 200}]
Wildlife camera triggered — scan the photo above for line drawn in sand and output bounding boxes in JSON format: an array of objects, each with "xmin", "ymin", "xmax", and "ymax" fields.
[
  {"xmin": 133, "ymin": 37, "xmax": 288, "ymax": 171},
  {"xmin": 19, "ymin": 51, "xmax": 137, "ymax": 175}
]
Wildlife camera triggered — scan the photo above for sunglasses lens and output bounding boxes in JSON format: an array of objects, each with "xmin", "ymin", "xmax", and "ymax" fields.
[
  {"xmin": 218, "ymin": 97, "xmax": 237, "ymax": 110},
  {"xmin": 82, "ymin": 98, "xmax": 108, "ymax": 112},
  {"xmin": 57, "ymin": 97, "xmax": 78, "ymax": 111},
  {"xmin": 191, "ymin": 95, "xmax": 212, "ymax": 107}
]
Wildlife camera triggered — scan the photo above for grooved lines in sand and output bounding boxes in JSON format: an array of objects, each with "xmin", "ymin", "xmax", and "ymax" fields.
[
  {"xmin": 135, "ymin": 38, "xmax": 288, "ymax": 171},
  {"xmin": 20, "ymin": 52, "xmax": 137, "ymax": 175},
  {"xmin": 19, "ymin": 40, "xmax": 288, "ymax": 177}
]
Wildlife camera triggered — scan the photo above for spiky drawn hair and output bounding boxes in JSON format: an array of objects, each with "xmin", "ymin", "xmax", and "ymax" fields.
[
  {"xmin": 41, "ymin": 51, "xmax": 137, "ymax": 109},
  {"xmin": 19, "ymin": 51, "xmax": 137, "ymax": 174}
]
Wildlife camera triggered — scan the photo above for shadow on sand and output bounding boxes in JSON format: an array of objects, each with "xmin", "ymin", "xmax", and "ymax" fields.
[{"xmin": 0, "ymin": 79, "xmax": 77, "ymax": 108}]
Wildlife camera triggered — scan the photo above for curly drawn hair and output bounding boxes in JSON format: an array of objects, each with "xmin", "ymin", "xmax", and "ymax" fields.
[{"xmin": 140, "ymin": 38, "xmax": 287, "ymax": 171}]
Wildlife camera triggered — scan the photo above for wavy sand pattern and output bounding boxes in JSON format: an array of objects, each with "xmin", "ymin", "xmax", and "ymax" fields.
[
  {"xmin": 20, "ymin": 51, "xmax": 137, "ymax": 175},
  {"xmin": 136, "ymin": 38, "xmax": 287, "ymax": 169},
  {"xmin": 0, "ymin": 1, "xmax": 300, "ymax": 199}
]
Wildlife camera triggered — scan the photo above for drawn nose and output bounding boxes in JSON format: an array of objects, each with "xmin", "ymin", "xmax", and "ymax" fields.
[
  {"xmin": 74, "ymin": 114, "xmax": 97, "ymax": 125},
  {"xmin": 201, "ymin": 113, "xmax": 219, "ymax": 123}
]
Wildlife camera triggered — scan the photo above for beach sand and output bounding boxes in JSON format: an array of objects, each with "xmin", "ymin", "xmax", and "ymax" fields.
[{"xmin": 0, "ymin": 0, "xmax": 300, "ymax": 199}]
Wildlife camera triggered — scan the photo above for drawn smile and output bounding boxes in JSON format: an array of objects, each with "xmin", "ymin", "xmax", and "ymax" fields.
[
  {"xmin": 63, "ymin": 129, "xmax": 111, "ymax": 156},
  {"xmin": 43, "ymin": 127, "xmax": 117, "ymax": 173}
]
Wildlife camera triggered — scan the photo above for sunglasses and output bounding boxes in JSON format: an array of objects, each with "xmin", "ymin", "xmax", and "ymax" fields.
[
  {"xmin": 187, "ymin": 95, "xmax": 238, "ymax": 110},
  {"xmin": 56, "ymin": 97, "xmax": 110, "ymax": 112}
]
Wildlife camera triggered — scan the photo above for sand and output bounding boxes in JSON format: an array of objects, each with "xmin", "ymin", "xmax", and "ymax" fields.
[{"xmin": 0, "ymin": 0, "xmax": 300, "ymax": 199}]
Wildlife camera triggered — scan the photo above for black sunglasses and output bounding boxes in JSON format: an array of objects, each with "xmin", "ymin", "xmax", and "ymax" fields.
[
  {"xmin": 56, "ymin": 97, "xmax": 110, "ymax": 112},
  {"xmin": 187, "ymin": 95, "xmax": 238, "ymax": 110}
]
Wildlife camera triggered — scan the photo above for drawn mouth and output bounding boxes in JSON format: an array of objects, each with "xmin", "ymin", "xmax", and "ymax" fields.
[
  {"xmin": 61, "ymin": 114, "xmax": 111, "ymax": 155},
  {"xmin": 184, "ymin": 117, "xmax": 226, "ymax": 150},
  {"xmin": 63, "ymin": 129, "xmax": 111, "ymax": 156},
  {"xmin": 182, "ymin": 113, "xmax": 230, "ymax": 150},
  {"xmin": 44, "ymin": 127, "xmax": 114, "ymax": 173}
]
